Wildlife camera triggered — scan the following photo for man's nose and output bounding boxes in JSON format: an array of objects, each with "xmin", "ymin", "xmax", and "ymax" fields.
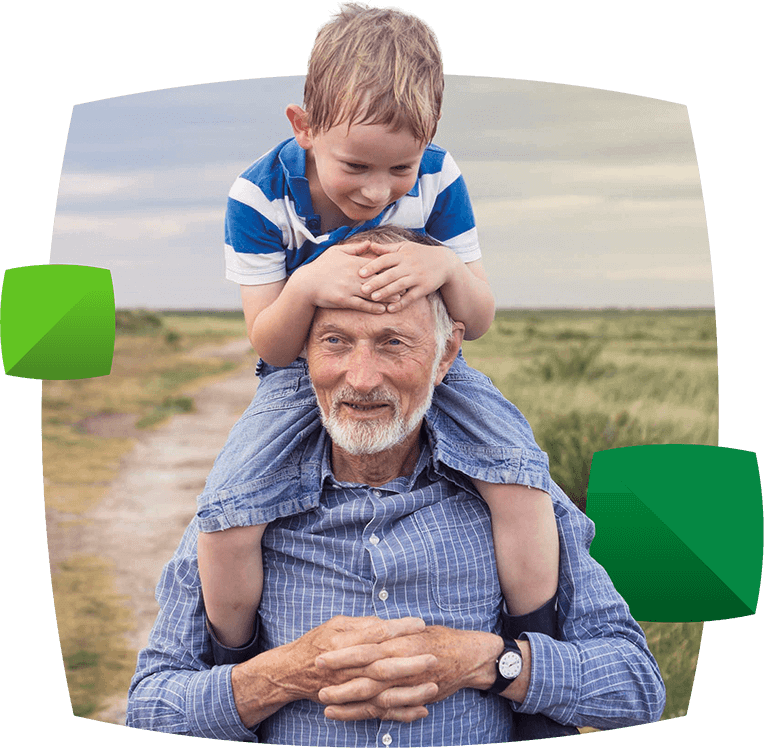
[{"xmin": 345, "ymin": 344, "xmax": 383, "ymax": 393}]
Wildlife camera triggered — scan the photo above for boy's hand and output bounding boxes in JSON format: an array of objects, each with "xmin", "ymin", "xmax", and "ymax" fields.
[
  {"xmin": 295, "ymin": 240, "xmax": 392, "ymax": 314},
  {"xmin": 358, "ymin": 242, "xmax": 459, "ymax": 312}
]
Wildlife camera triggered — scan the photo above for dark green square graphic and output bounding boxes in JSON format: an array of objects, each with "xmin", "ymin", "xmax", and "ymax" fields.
[
  {"xmin": 587, "ymin": 444, "xmax": 762, "ymax": 622},
  {"xmin": 1, "ymin": 264, "xmax": 115, "ymax": 380}
]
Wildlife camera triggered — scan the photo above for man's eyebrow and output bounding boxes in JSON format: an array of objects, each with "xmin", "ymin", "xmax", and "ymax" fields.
[
  {"xmin": 311, "ymin": 322, "xmax": 417, "ymax": 339},
  {"xmin": 312, "ymin": 322, "xmax": 346, "ymax": 335},
  {"xmin": 377, "ymin": 325, "xmax": 417, "ymax": 340}
]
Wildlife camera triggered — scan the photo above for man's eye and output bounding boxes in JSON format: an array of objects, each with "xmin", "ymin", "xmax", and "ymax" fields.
[{"xmin": 386, "ymin": 338, "xmax": 402, "ymax": 346}]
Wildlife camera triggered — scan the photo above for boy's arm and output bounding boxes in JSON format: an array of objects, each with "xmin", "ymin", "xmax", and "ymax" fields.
[
  {"xmin": 243, "ymin": 241, "xmax": 388, "ymax": 366},
  {"xmin": 359, "ymin": 243, "xmax": 495, "ymax": 340}
]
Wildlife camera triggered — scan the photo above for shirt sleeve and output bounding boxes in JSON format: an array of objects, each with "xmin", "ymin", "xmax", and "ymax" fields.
[
  {"xmin": 126, "ymin": 520, "xmax": 260, "ymax": 740},
  {"xmin": 423, "ymin": 150, "xmax": 481, "ymax": 263},
  {"xmin": 224, "ymin": 178, "xmax": 288, "ymax": 286},
  {"xmin": 511, "ymin": 483, "xmax": 667, "ymax": 729}
]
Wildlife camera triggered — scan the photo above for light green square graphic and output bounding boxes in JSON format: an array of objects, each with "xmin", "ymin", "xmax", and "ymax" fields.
[
  {"xmin": 1, "ymin": 264, "xmax": 115, "ymax": 380},
  {"xmin": 587, "ymin": 444, "xmax": 762, "ymax": 622}
]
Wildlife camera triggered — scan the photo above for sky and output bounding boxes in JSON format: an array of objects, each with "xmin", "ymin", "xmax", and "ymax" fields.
[{"xmin": 50, "ymin": 75, "xmax": 713, "ymax": 310}]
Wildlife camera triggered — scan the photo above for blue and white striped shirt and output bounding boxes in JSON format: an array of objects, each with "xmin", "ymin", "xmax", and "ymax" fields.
[
  {"xmin": 224, "ymin": 138, "xmax": 480, "ymax": 286},
  {"xmin": 127, "ymin": 427, "xmax": 665, "ymax": 743}
]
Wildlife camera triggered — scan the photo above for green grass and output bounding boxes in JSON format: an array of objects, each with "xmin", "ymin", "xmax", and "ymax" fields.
[{"xmin": 463, "ymin": 309, "xmax": 718, "ymax": 510}]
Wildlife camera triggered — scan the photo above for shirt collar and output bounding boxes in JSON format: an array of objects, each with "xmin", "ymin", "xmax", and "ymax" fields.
[{"xmin": 278, "ymin": 138, "xmax": 315, "ymax": 218}]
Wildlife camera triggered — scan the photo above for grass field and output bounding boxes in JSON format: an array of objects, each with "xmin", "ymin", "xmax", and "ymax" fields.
[{"xmin": 43, "ymin": 308, "xmax": 714, "ymax": 723}]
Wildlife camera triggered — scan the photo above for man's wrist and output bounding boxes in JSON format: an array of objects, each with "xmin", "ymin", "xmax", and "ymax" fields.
[
  {"xmin": 469, "ymin": 632, "xmax": 505, "ymax": 691},
  {"xmin": 231, "ymin": 644, "xmax": 301, "ymax": 728},
  {"xmin": 476, "ymin": 635, "xmax": 532, "ymax": 704}
]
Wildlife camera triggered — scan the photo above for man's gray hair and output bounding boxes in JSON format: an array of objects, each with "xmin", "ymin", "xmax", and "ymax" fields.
[
  {"xmin": 340, "ymin": 225, "xmax": 456, "ymax": 365},
  {"xmin": 427, "ymin": 290, "xmax": 454, "ymax": 364}
]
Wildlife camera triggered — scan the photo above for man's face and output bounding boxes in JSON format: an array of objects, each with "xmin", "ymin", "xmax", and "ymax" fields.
[{"xmin": 307, "ymin": 299, "xmax": 450, "ymax": 455}]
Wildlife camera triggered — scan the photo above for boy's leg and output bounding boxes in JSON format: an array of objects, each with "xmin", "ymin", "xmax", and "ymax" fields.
[
  {"xmin": 473, "ymin": 480, "xmax": 559, "ymax": 617},
  {"xmin": 197, "ymin": 524, "xmax": 267, "ymax": 649}
]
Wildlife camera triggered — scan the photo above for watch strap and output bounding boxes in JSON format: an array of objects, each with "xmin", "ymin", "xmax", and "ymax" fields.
[{"xmin": 484, "ymin": 638, "xmax": 522, "ymax": 695}]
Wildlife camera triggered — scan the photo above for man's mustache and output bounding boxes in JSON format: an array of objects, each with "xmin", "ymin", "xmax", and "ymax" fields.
[{"xmin": 330, "ymin": 386, "xmax": 401, "ymax": 415}]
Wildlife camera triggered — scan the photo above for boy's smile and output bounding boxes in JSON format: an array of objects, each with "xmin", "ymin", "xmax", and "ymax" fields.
[{"xmin": 287, "ymin": 105, "xmax": 425, "ymax": 231}]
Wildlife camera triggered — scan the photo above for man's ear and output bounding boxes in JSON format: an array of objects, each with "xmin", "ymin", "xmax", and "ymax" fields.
[
  {"xmin": 434, "ymin": 321, "xmax": 465, "ymax": 386},
  {"xmin": 286, "ymin": 104, "xmax": 313, "ymax": 149}
]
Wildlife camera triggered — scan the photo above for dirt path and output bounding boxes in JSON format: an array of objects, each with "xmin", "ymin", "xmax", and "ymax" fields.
[{"xmin": 51, "ymin": 338, "xmax": 259, "ymax": 725}]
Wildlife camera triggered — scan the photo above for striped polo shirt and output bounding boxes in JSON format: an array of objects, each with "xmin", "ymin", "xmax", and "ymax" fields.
[{"xmin": 224, "ymin": 138, "xmax": 480, "ymax": 285}]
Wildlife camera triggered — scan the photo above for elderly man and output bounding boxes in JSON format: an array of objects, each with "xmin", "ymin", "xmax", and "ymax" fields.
[{"xmin": 127, "ymin": 245, "xmax": 665, "ymax": 744}]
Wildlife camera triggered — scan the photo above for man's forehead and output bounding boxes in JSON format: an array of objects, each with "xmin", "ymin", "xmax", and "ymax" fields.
[{"xmin": 312, "ymin": 299, "xmax": 434, "ymax": 336}]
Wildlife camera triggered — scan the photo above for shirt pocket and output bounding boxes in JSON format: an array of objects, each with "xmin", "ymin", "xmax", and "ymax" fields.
[{"xmin": 412, "ymin": 496, "xmax": 502, "ymax": 613}]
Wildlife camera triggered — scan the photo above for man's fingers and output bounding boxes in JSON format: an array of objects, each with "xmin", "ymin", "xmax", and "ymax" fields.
[
  {"xmin": 323, "ymin": 683, "xmax": 438, "ymax": 722},
  {"xmin": 327, "ymin": 615, "xmax": 426, "ymax": 652},
  {"xmin": 317, "ymin": 653, "xmax": 437, "ymax": 695}
]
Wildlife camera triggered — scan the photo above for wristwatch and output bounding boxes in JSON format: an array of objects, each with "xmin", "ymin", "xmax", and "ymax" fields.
[{"xmin": 484, "ymin": 639, "xmax": 523, "ymax": 695}]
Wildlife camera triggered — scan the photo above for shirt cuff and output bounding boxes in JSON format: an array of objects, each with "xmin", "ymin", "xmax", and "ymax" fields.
[
  {"xmin": 185, "ymin": 663, "xmax": 260, "ymax": 740},
  {"xmin": 513, "ymin": 631, "xmax": 581, "ymax": 724},
  {"xmin": 207, "ymin": 616, "xmax": 261, "ymax": 665}
]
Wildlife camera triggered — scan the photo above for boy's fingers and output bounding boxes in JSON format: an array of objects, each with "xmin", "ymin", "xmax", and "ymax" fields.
[
  {"xmin": 359, "ymin": 253, "xmax": 400, "ymax": 278},
  {"xmin": 336, "ymin": 240, "xmax": 372, "ymax": 255},
  {"xmin": 345, "ymin": 297, "xmax": 388, "ymax": 314},
  {"xmin": 367, "ymin": 241, "xmax": 401, "ymax": 256}
]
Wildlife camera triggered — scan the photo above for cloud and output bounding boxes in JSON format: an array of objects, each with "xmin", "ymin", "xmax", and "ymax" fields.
[
  {"xmin": 56, "ymin": 162, "xmax": 249, "ymax": 209},
  {"xmin": 53, "ymin": 208, "xmax": 223, "ymax": 241}
]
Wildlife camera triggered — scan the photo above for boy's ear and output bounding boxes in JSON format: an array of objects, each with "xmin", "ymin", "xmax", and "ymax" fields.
[{"xmin": 286, "ymin": 104, "xmax": 313, "ymax": 149}]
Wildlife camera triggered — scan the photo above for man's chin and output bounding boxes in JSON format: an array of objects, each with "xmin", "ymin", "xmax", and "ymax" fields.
[{"xmin": 324, "ymin": 415, "xmax": 408, "ymax": 456}]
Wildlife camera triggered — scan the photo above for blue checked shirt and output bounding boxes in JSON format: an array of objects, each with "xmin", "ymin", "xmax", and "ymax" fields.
[{"xmin": 127, "ymin": 427, "xmax": 665, "ymax": 744}]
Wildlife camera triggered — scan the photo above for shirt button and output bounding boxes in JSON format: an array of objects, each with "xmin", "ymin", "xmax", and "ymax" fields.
[
  {"xmin": 378, "ymin": 589, "xmax": 389, "ymax": 601},
  {"xmin": 382, "ymin": 734, "xmax": 393, "ymax": 746},
  {"xmin": 369, "ymin": 534, "xmax": 380, "ymax": 546},
  {"xmin": 372, "ymin": 489, "xmax": 382, "ymax": 498}
]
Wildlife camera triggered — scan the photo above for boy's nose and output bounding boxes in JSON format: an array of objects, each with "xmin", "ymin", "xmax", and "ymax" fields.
[{"xmin": 360, "ymin": 179, "xmax": 391, "ymax": 205}]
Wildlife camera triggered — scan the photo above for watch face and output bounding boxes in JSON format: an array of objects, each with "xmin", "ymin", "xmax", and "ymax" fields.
[{"xmin": 498, "ymin": 650, "xmax": 522, "ymax": 680}]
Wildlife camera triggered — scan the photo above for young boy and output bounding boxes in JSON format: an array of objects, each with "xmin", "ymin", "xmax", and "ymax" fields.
[{"xmin": 197, "ymin": 2, "xmax": 560, "ymax": 673}]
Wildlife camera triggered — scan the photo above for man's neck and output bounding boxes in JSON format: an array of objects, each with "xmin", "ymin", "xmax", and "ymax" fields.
[{"xmin": 330, "ymin": 428, "xmax": 422, "ymax": 486}]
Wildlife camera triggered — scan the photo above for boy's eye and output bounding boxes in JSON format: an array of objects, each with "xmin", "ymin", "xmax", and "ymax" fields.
[{"xmin": 344, "ymin": 162, "xmax": 367, "ymax": 171}]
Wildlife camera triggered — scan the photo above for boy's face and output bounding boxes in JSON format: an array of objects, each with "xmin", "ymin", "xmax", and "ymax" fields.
[{"xmin": 290, "ymin": 107, "xmax": 426, "ymax": 226}]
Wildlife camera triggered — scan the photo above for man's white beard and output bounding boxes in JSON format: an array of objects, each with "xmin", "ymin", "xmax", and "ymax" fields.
[{"xmin": 316, "ymin": 364, "xmax": 439, "ymax": 456}]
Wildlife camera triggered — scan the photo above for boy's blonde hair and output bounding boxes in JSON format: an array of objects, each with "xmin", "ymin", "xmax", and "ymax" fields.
[{"xmin": 304, "ymin": 3, "xmax": 444, "ymax": 144}]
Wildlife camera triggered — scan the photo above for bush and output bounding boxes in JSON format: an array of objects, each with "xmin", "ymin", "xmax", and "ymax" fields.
[
  {"xmin": 529, "ymin": 343, "xmax": 614, "ymax": 383},
  {"xmin": 115, "ymin": 309, "xmax": 163, "ymax": 334}
]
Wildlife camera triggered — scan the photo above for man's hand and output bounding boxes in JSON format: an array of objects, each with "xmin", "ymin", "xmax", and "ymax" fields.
[
  {"xmin": 315, "ymin": 626, "xmax": 520, "ymax": 723},
  {"xmin": 231, "ymin": 615, "xmax": 433, "ymax": 728}
]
